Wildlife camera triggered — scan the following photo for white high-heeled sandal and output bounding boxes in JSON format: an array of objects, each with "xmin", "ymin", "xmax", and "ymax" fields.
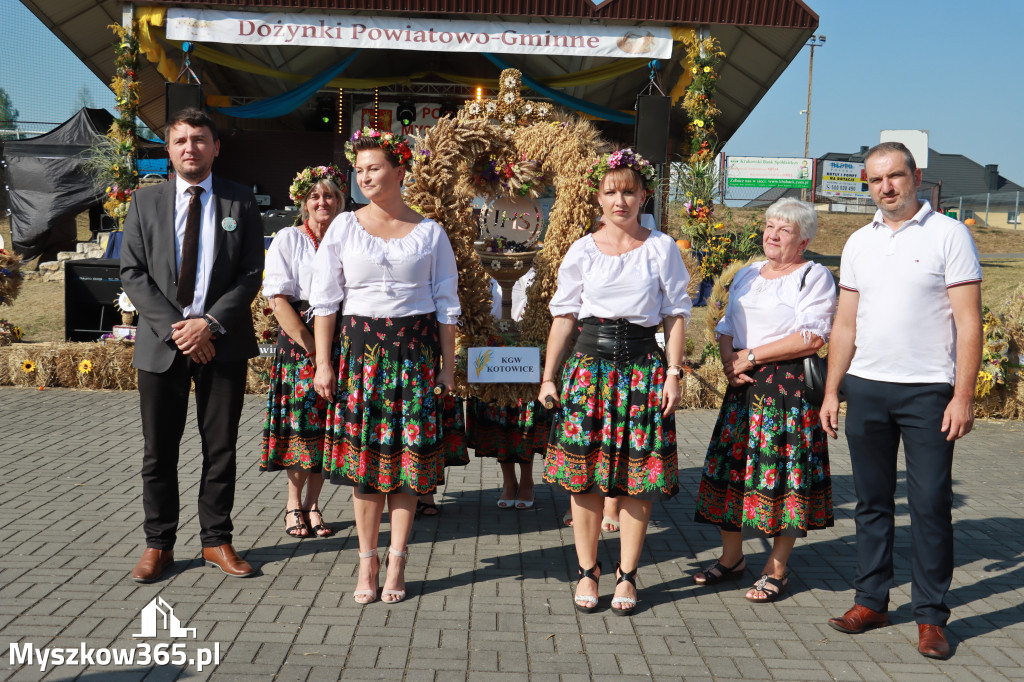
[
  {"xmin": 382, "ymin": 547, "xmax": 409, "ymax": 603},
  {"xmin": 353, "ymin": 549, "xmax": 379, "ymax": 604}
]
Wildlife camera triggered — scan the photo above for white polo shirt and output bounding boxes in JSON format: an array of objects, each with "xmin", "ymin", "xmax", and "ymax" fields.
[{"xmin": 839, "ymin": 201, "xmax": 981, "ymax": 385}]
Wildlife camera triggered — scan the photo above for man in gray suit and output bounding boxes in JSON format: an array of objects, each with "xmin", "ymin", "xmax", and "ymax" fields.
[{"xmin": 120, "ymin": 108, "xmax": 263, "ymax": 582}]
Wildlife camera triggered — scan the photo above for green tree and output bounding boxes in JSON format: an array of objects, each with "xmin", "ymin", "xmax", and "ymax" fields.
[{"xmin": 0, "ymin": 86, "xmax": 19, "ymax": 139}]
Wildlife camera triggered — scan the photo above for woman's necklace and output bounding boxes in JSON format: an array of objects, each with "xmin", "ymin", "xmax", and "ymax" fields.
[{"xmin": 302, "ymin": 219, "xmax": 321, "ymax": 251}]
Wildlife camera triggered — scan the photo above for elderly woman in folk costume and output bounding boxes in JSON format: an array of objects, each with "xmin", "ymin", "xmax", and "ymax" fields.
[
  {"xmin": 692, "ymin": 197, "xmax": 836, "ymax": 602},
  {"xmin": 539, "ymin": 149, "xmax": 692, "ymax": 616},
  {"xmin": 310, "ymin": 129, "xmax": 463, "ymax": 604},
  {"xmin": 260, "ymin": 164, "xmax": 347, "ymax": 538}
]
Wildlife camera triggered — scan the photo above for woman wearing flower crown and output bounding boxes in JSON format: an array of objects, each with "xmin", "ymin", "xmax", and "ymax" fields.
[
  {"xmin": 538, "ymin": 148, "xmax": 691, "ymax": 616},
  {"xmin": 310, "ymin": 128, "xmax": 462, "ymax": 605},
  {"xmin": 260, "ymin": 164, "xmax": 347, "ymax": 539}
]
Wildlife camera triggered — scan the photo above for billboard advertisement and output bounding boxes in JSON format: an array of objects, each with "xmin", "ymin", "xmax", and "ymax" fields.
[
  {"xmin": 820, "ymin": 160, "xmax": 870, "ymax": 199},
  {"xmin": 726, "ymin": 156, "xmax": 812, "ymax": 189}
]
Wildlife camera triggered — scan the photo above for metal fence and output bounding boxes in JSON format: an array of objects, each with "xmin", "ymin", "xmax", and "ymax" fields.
[{"xmin": 945, "ymin": 191, "xmax": 1021, "ymax": 230}]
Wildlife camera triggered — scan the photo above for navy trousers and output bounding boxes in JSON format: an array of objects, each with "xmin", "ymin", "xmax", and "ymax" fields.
[{"xmin": 843, "ymin": 375, "xmax": 956, "ymax": 626}]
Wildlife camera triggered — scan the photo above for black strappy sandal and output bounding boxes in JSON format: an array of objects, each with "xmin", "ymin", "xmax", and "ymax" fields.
[
  {"xmin": 574, "ymin": 561, "xmax": 602, "ymax": 613},
  {"xmin": 693, "ymin": 557, "xmax": 745, "ymax": 585},
  {"xmin": 746, "ymin": 572, "xmax": 790, "ymax": 603},
  {"xmin": 612, "ymin": 563, "xmax": 638, "ymax": 616},
  {"xmin": 284, "ymin": 509, "xmax": 309, "ymax": 538}
]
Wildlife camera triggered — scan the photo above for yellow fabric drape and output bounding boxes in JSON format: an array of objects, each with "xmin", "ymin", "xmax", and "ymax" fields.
[{"xmin": 135, "ymin": 7, "xmax": 177, "ymax": 83}]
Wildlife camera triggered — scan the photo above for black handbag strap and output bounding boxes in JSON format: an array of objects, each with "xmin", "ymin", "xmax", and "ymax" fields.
[{"xmin": 798, "ymin": 263, "xmax": 813, "ymax": 291}]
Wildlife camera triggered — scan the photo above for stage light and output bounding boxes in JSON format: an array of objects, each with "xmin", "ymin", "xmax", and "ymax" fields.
[
  {"xmin": 476, "ymin": 87, "xmax": 482, "ymax": 101},
  {"xmin": 438, "ymin": 101, "xmax": 458, "ymax": 119},
  {"xmin": 397, "ymin": 100, "xmax": 416, "ymax": 127}
]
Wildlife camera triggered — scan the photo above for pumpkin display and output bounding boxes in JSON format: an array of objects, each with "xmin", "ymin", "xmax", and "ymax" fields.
[
  {"xmin": 676, "ymin": 238, "xmax": 692, "ymax": 250},
  {"xmin": 964, "ymin": 218, "xmax": 977, "ymax": 226}
]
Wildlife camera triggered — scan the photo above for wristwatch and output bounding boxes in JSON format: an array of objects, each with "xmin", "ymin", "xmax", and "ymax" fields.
[
  {"xmin": 667, "ymin": 366, "xmax": 681, "ymax": 377},
  {"xmin": 203, "ymin": 314, "xmax": 226, "ymax": 336},
  {"xmin": 747, "ymin": 349, "xmax": 756, "ymax": 365}
]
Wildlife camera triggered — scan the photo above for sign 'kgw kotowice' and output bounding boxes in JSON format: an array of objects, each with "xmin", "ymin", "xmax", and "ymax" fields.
[{"xmin": 166, "ymin": 9, "xmax": 673, "ymax": 58}]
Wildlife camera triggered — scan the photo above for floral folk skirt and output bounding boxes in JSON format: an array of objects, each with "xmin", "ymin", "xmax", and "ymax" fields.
[
  {"xmin": 260, "ymin": 321, "xmax": 328, "ymax": 472},
  {"xmin": 543, "ymin": 351, "xmax": 679, "ymax": 500},
  {"xmin": 694, "ymin": 358, "xmax": 833, "ymax": 537},
  {"xmin": 322, "ymin": 313, "xmax": 464, "ymax": 495},
  {"xmin": 467, "ymin": 397, "xmax": 550, "ymax": 463}
]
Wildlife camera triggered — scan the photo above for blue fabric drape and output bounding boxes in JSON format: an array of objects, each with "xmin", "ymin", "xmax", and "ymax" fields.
[
  {"xmin": 215, "ymin": 51, "xmax": 361, "ymax": 119},
  {"xmin": 482, "ymin": 53, "xmax": 636, "ymax": 125}
]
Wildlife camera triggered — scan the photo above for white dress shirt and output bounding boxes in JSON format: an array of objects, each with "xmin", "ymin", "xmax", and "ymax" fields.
[
  {"xmin": 174, "ymin": 174, "xmax": 216, "ymax": 318},
  {"xmin": 309, "ymin": 212, "xmax": 461, "ymax": 324},
  {"xmin": 549, "ymin": 229, "xmax": 692, "ymax": 326}
]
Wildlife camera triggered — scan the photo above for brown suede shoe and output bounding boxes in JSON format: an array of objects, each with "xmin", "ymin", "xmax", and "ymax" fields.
[
  {"xmin": 828, "ymin": 604, "xmax": 889, "ymax": 634},
  {"xmin": 918, "ymin": 624, "xmax": 951, "ymax": 659},
  {"xmin": 131, "ymin": 548, "xmax": 174, "ymax": 583},
  {"xmin": 202, "ymin": 544, "xmax": 255, "ymax": 578}
]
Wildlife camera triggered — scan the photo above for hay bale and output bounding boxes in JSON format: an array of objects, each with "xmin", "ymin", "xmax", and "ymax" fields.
[
  {"xmin": 247, "ymin": 356, "xmax": 272, "ymax": 395},
  {"xmin": 0, "ymin": 346, "xmax": 10, "ymax": 385}
]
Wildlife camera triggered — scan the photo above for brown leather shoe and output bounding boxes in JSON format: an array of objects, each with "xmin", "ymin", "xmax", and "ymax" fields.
[
  {"xmin": 132, "ymin": 548, "xmax": 174, "ymax": 583},
  {"xmin": 202, "ymin": 544, "xmax": 255, "ymax": 578},
  {"xmin": 828, "ymin": 604, "xmax": 889, "ymax": 634},
  {"xmin": 918, "ymin": 624, "xmax": 951, "ymax": 659}
]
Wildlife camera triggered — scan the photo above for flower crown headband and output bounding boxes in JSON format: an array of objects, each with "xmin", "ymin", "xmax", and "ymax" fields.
[
  {"xmin": 344, "ymin": 127, "xmax": 413, "ymax": 167},
  {"xmin": 288, "ymin": 164, "xmax": 348, "ymax": 206},
  {"xmin": 584, "ymin": 148, "xmax": 658, "ymax": 194}
]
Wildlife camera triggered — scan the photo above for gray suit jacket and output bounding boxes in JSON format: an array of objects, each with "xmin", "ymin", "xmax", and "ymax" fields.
[{"xmin": 119, "ymin": 176, "xmax": 264, "ymax": 374}]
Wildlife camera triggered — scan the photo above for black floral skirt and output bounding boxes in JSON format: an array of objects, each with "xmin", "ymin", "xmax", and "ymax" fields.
[
  {"xmin": 322, "ymin": 313, "xmax": 465, "ymax": 495},
  {"xmin": 260, "ymin": 319, "xmax": 328, "ymax": 473},
  {"xmin": 466, "ymin": 397, "xmax": 550, "ymax": 463},
  {"xmin": 542, "ymin": 350, "xmax": 679, "ymax": 501},
  {"xmin": 694, "ymin": 358, "xmax": 833, "ymax": 537}
]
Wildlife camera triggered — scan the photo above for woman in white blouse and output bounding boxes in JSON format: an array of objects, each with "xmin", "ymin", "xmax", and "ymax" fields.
[
  {"xmin": 692, "ymin": 197, "xmax": 836, "ymax": 603},
  {"xmin": 538, "ymin": 149, "xmax": 691, "ymax": 616},
  {"xmin": 260, "ymin": 165, "xmax": 346, "ymax": 539},
  {"xmin": 310, "ymin": 129, "xmax": 460, "ymax": 605}
]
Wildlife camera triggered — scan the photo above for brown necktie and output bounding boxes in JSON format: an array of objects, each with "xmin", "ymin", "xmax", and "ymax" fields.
[{"xmin": 176, "ymin": 185, "xmax": 205, "ymax": 307}]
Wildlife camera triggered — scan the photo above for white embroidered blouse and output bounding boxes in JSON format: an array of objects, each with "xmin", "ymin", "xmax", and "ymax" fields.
[
  {"xmin": 308, "ymin": 212, "xmax": 461, "ymax": 324},
  {"xmin": 548, "ymin": 229, "xmax": 692, "ymax": 327},
  {"xmin": 715, "ymin": 261, "xmax": 836, "ymax": 348},
  {"xmin": 262, "ymin": 226, "xmax": 318, "ymax": 302}
]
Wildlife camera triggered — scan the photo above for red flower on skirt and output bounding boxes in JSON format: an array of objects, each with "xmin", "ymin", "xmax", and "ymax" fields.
[
  {"xmin": 630, "ymin": 369, "xmax": 643, "ymax": 388},
  {"xmin": 564, "ymin": 422, "xmax": 582, "ymax": 438},
  {"xmin": 299, "ymin": 364, "xmax": 314, "ymax": 380}
]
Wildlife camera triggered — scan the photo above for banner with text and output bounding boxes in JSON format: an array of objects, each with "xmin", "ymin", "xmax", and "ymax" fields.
[
  {"xmin": 820, "ymin": 160, "xmax": 869, "ymax": 198},
  {"xmin": 468, "ymin": 347, "xmax": 540, "ymax": 384},
  {"xmin": 166, "ymin": 9, "xmax": 673, "ymax": 58},
  {"xmin": 726, "ymin": 156, "xmax": 813, "ymax": 189}
]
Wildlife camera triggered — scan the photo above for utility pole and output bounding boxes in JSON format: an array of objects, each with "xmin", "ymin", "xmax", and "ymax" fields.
[{"xmin": 802, "ymin": 35, "xmax": 825, "ymax": 201}]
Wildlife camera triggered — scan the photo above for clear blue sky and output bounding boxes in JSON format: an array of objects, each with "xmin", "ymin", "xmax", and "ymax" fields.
[
  {"xmin": 724, "ymin": 0, "xmax": 1024, "ymax": 184},
  {"xmin": 2, "ymin": 0, "xmax": 1022, "ymax": 183}
]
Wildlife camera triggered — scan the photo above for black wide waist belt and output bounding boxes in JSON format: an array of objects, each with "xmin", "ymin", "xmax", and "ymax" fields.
[{"xmin": 573, "ymin": 317, "xmax": 661, "ymax": 365}]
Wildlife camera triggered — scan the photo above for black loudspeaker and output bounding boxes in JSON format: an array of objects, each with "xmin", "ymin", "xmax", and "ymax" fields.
[
  {"xmin": 634, "ymin": 96, "xmax": 671, "ymax": 165},
  {"xmin": 166, "ymin": 83, "xmax": 204, "ymax": 120},
  {"xmin": 65, "ymin": 258, "xmax": 122, "ymax": 341}
]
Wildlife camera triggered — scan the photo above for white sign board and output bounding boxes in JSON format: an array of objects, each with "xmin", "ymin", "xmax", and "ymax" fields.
[
  {"xmin": 726, "ymin": 157, "xmax": 813, "ymax": 189},
  {"xmin": 879, "ymin": 129, "xmax": 929, "ymax": 169},
  {"xmin": 166, "ymin": 9, "xmax": 673, "ymax": 58},
  {"xmin": 468, "ymin": 347, "xmax": 540, "ymax": 383},
  {"xmin": 820, "ymin": 160, "xmax": 869, "ymax": 199}
]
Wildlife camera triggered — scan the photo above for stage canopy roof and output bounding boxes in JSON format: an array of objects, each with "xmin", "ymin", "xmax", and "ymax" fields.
[{"xmin": 20, "ymin": 0, "xmax": 818, "ymax": 145}]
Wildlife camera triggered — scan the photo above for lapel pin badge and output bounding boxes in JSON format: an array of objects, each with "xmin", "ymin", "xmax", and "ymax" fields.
[{"xmin": 221, "ymin": 217, "xmax": 237, "ymax": 232}]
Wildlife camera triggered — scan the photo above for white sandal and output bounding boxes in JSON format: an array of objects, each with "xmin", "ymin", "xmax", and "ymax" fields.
[
  {"xmin": 382, "ymin": 547, "xmax": 409, "ymax": 603},
  {"xmin": 353, "ymin": 549, "xmax": 379, "ymax": 604}
]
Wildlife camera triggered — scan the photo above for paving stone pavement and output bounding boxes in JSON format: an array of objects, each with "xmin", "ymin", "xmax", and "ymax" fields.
[{"xmin": 1, "ymin": 386, "xmax": 1022, "ymax": 681}]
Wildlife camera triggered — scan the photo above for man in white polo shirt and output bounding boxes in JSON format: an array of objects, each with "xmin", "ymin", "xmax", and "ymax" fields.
[{"xmin": 820, "ymin": 141, "xmax": 982, "ymax": 660}]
